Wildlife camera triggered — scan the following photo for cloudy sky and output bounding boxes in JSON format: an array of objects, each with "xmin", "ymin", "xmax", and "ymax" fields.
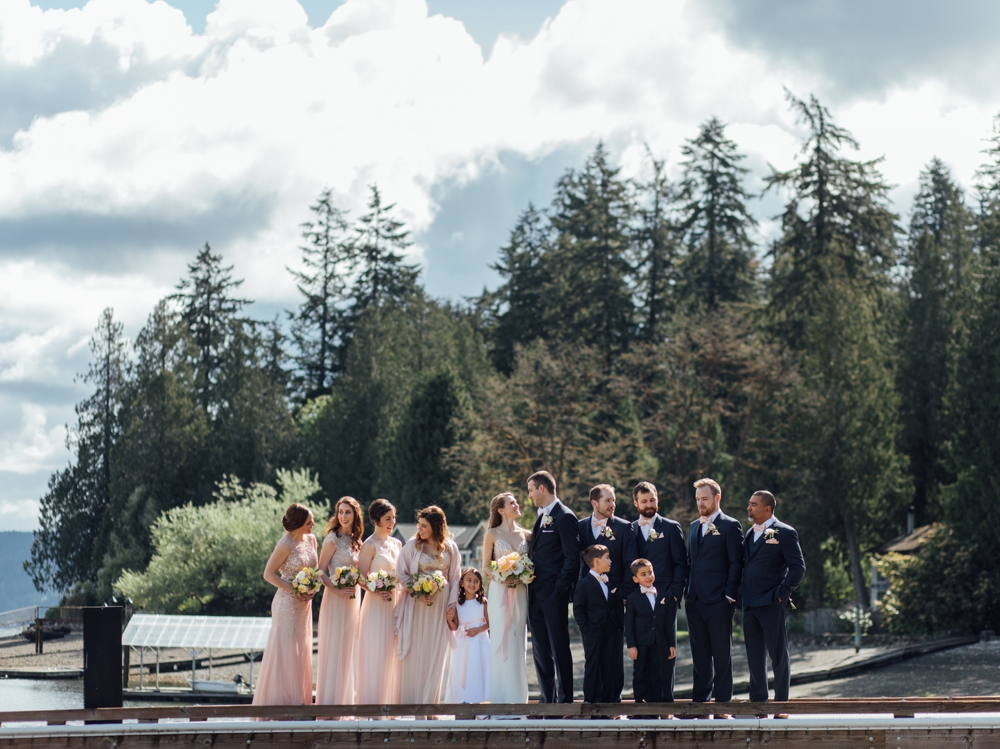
[{"xmin": 1, "ymin": 0, "xmax": 999, "ymax": 531}]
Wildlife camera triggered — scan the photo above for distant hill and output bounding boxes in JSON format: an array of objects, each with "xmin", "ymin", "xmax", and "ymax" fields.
[{"xmin": 0, "ymin": 531, "xmax": 59, "ymax": 613}]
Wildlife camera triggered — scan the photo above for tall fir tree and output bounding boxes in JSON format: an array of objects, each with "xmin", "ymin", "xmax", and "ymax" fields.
[
  {"xmin": 288, "ymin": 189, "xmax": 353, "ymax": 401},
  {"xmin": 548, "ymin": 143, "xmax": 635, "ymax": 363},
  {"xmin": 975, "ymin": 114, "xmax": 1000, "ymax": 258},
  {"xmin": 634, "ymin": 148, "xmax": 679, "ymax": 341},
  {"xmin": 478, "ymin": 204, "xmax": 552, "ymax": 372},
  {"xmin": 676, "ymin": 117, "xmax": 759, "ymax": 310},
  {"xmin": 765, "ymin": 92, "xmax": 908, "ymax": 615},
  {"xmin": 897, "ymin": 160, "xmax": 972, "ymax": 524}
]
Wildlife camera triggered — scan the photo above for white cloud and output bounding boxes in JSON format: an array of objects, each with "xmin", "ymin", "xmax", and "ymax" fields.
[
  {"xmin": 0, "ymin": 499, "xmax": 40, "ymax": 530},
  {"xmin": 0, "ymin": 403, "xmax": 66, "ymax": 474}
]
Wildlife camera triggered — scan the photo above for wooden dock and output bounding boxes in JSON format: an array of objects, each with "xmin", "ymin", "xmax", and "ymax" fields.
[{"xmin": 4, "ymin": 700, "xmax": 1000, "ymax": 747}]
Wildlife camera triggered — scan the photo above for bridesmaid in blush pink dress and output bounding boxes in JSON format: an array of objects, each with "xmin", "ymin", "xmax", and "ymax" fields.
[
  {"xmin": 395, "ymin": 505, "xmax": 462, "ymax": 704},
  {"xmin": 252, "ymin": 503, "xmax": 318, "ymax": 706},
  {"xmin": 316, "ymin": 496, "xmax": 363, "ymax": 705},
  {"xmin": 356, "ymin": 499, "xmax": 403, "ymax": 704}
]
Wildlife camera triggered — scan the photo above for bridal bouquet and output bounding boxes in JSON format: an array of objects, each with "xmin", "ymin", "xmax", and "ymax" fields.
[
  {"xmin": 332, "ymin": 566, "xmax": 361, "ymax": 599},
  {"xmin": 365, "ymin": 569, "xmax": 398, "ymax": 593},
  {"xmin": 289, "ymin": 567, "xmax": 323, "ymax": 597},
  {"xmin": 490, "ymin": 551, "xmax": 535, "ymax": 588},
  {"xmin": 406, "ymin": 570, "xmax": 447, "ymax": 602}
]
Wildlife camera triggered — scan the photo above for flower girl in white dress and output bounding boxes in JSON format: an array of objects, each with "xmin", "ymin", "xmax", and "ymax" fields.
[{"xmin": 452, "ymin": 568, "xmax": 491, "ymax": 703}]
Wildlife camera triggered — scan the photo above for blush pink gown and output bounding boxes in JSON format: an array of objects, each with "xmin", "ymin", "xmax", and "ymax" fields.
[
  {"xmin": 316, "ymin": 533, "xmax": 360, "ymax": 705},
  {"xmin": 252, "ymin": 533, "xmax": 317, "ymax": 706},
  {"xmin": 356, "ymin": 534, "xmax": 403, "ymax": 704}
]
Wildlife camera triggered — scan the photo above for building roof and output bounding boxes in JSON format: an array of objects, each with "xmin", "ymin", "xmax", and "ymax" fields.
[
  {"xmin": 390, "ymin": 521, "xmax": 485, "ymax": 549},
  {"xmin": 122, "ymin": 614, "xmax": 271, "ymax": 650},
  {"xmin": 872, "ymin": 524, "xmax": 935, "ymax": 555}
]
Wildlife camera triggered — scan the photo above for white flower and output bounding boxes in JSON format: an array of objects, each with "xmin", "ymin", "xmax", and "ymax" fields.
[
  {"xmin": 541, "ymin": 515, "xmax": 553, "ymax": 527},
  {"xmin": 648, "ymin": 529, "xmax": 661, "ymax": 541}
]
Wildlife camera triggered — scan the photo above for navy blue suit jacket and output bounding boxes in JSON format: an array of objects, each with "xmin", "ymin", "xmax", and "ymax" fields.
[
  {"xmin": 624, "ymin": 589, "xmax": 676, "ymax": 649},
  {"xmin": 741, "ymin": 518, "xmax": 805, "ymax": 609},
  {"xmin": 579, "ymin": 515, "xmax": 630, "ymax": 594},
  {"xmin": 622, "ymin": 515, "xmax": 688, "ymax": 600},
  {"xmin": 530, "ymin": 500, "xmax": 580, "ymax": 600},
  {"xmin": 573, "ymin": 572, "xmax": 622, "ymax": 636},
  {"xmin": 685, "ymin": 512, "xmax": 743, "ymax": 604}
]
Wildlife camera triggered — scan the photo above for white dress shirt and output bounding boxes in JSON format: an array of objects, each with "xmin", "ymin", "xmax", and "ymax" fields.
[
  {"xmin": 638, "ymin": 515, "xmax": 656, "ymax": 540},
  {"xmin": 752, "ymin": 516, "xmax": 776, "ymax": 543},
  {"xmin": 590, "ymin": 569, "xmax": 609, "ymax": 599},
  {"xmin": 700, "ymin": 509, "xmax": 722, "ymax": 536}
]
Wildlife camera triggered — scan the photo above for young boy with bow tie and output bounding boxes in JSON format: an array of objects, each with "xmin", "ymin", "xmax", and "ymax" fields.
[
  {"xmin": 573, "ymin": 544, "xmax": 622, "ymax": 703},
  {"xmin": 624, "ymin": 558, "xmax": 678, "ymax": 703}
]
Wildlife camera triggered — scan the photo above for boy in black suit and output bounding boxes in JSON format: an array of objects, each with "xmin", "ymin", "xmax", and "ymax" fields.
[
  {"xmin": 625, "ymin": 558, "xmax": 677, "ymax": 703},
  {"xmin": 572, "ymin": 544, "xmax": 621, "ymax": 703}
]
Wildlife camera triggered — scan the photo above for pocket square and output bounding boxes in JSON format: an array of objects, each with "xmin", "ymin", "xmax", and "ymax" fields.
[
  {"xmin": 659, "ymin": 598, "xmax": 666, "ymax": 604},
  {"xmin": 611, "ymin": 588, "xmax": 617, "ymax": 594},
  {"xmin": 765, "ymin": 538, "xmax": 779, "ymax": 545}
]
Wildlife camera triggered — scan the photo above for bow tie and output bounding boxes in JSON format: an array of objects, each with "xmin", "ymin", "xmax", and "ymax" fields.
[
  {"xmin": 641, "ymin": 585, "xmax": 657, "ymax": 596},
  {"xmin": 699, "ymin": 515, "xmax": 712, "ymax": 525},
  {"xmin": 596, "ymin": 573, "xmax": 608, "ymax": 584},
  {"xmin": 638, "ymin": 517, "xmax": 655, "ymax": 527},
  {"xmin": 752, "ymin": 523, "xmax": 766, "ymax": 534},
  {"xmin": 592, "ymin": 518, "xmax": 607, "ymax": 529}
]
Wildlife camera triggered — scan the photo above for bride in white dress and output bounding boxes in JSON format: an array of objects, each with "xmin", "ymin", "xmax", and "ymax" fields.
[{"xmin": 482, "ymin": 492, "xmax": 532, "ymax": 703}]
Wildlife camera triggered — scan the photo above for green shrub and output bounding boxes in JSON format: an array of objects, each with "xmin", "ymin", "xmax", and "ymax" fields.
[{"xmin": 117, "ymin": 469, "xmax": 325, "ymax": 615}]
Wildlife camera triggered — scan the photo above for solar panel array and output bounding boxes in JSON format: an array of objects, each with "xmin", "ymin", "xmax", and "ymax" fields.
[{"xmin": 122, "ymin": 614, "xmax": 272, "ymax": 650}]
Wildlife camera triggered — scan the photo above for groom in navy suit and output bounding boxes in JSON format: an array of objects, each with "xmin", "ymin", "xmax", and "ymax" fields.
[
  {"xmin": 685, "ymin": 477, "xmax": 743, "ymax": 704},
  {"xmin": 742, "ymin": 490, "xmax": 805, "ymax": 703},
  {"xmin": 578, "ymin": 484, "xmax": 630, "ymax": 701},
  {"xmin": 527, "ymin": 470, "xmax": 579, "ymax": 704}
]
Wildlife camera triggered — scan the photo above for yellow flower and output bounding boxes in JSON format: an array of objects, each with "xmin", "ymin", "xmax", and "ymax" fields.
[{"xmin": 421, "ymin": 580, "xmax": 433, "ymax": 593}]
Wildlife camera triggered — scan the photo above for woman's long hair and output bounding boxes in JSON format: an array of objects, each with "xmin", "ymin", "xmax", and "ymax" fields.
[
  {"xmin": 415, "ymin": 505, "xmax": 448, "ymax": 554},
  {"xmin": 488, "ymin": 493, "xmax": 516, "ymax": 530},
  {"xmin": 325, "ymin": 496, "xmax": 363, "ymax": 552},
  {"xmin": 457, "ymin": 567, "xmax": 486, "ymax": 606}
]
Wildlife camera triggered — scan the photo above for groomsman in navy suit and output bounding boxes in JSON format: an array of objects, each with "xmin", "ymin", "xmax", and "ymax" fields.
[
  {"xmin": 527, "ymin": 470, "xmax": 579, "ymax": 704},
  {"xmin": 742, "ymin": 490, "xmax": 805, "ymax": 703},
  {"xmin": 578, "ymin": 484, "xmax": 630, "ymax": 701},
  {"xmin": 685, "ymin": 478, "xmax": 743, "ymax": 705}
]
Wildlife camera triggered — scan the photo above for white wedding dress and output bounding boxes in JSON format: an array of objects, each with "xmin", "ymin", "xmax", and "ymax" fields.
[{"xmin": 487, "ymin": 536, "xmax": 530, "ymax": 703}]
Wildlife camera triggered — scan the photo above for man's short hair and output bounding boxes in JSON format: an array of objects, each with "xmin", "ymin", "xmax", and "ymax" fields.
[
  {"xmin": 583, "ymin": 544, "xmax": 610, "ymax": 569},
  {"xmin": 528, "ymin": 470, "xmax": 556, "ymax": 495},
  {"xmin": 752, "ymin": 490, "xmax": 776, "ymax": 510},
  {"xmin": 589, "ymin": 484, "xmax": 615, "ymax": 504},
  {"xmin": 630, "ymin": 558, "xmax": 653, "ymax": 576},
  {"xmin": 632, "ymin": 481, "xmax": 658, "ymax": 501},
  {"xmin": 693, "ymin": 477, "xmax": 721, "ymax": 497}
]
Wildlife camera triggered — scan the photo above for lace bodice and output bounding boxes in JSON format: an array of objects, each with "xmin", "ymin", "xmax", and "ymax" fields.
[
  {"xmin": 493, "ymin": 534, "xmax": 529, "ymax": 560},
  {"xmin": 323, "ymin": 532, "xmax": 359, "ymax": 573},
  {"xmin": 417, "ymin": 546, "xmax": 452, "ymax": 575},
  {"xmin": 279, "ymin": 533, "xmax": 318, "ymax": 579},
  {"xmin": 366, "ymin": 535, "xmax": 401, "ymax": 574}
]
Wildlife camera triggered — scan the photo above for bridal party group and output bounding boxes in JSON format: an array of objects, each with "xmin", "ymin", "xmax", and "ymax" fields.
[{"xmin": 250, "ymin": 470, "xmax": 806, "ymax": 708}]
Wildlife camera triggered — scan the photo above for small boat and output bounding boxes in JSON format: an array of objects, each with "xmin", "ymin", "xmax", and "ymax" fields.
[
  {"xmin": 21, "ymin": 622, "xmax": 71, "ymax": 642},
  {"xmin": 187, "ymin": 674, "xmax": 250, "ymax": 694}
]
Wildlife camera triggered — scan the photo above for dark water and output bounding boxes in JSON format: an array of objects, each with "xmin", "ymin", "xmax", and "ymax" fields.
[{"xmin": 0, "ymin": 679, "xmax": 158, "ymax": 711}]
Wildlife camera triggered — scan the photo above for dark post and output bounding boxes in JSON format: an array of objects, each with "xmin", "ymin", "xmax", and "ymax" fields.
[{"xmin": 83, "ymin": 606, "xmax": 123, "ymax": 709}]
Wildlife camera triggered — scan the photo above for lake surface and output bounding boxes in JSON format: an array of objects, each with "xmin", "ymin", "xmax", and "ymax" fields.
[{"xmin": 0, "ymin": 679, "xmax": 161, "ymax": 711}]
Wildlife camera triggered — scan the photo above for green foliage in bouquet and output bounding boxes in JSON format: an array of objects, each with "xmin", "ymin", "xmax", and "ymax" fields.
[{"xmin": 117, "ymin": 468, "xmax": 325, "ymax": 615}]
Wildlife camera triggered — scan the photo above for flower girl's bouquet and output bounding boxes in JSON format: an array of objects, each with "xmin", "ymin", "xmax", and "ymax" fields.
[
  {"xmin": 289, "ymin": 567, "xmax": 323, "ymax": 597},
  {"xmin": 365, "ymin": 569, "xmax": 398, "ymax": 594},
  {"xmin": 406, "ymin": 570, "xmax": 447, "ymax": 603},
  {"xmin": 332, "ymin": 566, "xmax": 361, "ymax": 599},
  {"xmin": 490, "ymin": 551, "xmax": 535, "ymax": 588}
]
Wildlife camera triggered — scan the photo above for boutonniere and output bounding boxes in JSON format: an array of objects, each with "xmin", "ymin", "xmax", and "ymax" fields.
[
  {"xmin": 764, "ymin": 528, "xmax": 778, "ymax": 540},
  {"xmin": 648, "ymin": 529, "xmax": 661, "ymax": 541},
  {"xmin": 707, "ymin": 523, "xmax": 720, "ymax": 536},
  {"xmin": 600, "ymin": 526, "xmax": 615, "ymax": 540},
  {"xmin": 541, "ymin": 514, "xmax": 553, "ymax": 528}
]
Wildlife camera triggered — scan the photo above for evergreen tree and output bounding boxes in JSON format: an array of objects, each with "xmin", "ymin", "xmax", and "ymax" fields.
[
  {"xmin": 765, "ymin": 92, "xmax": 908, "ymax": 616},
  {"xmin": 975, "ymin": 114, "xmax": 1000, "ymax": 257},
  {"xmin": 28, "ymin": 309, "xmax": 128, "ymax": 591},
  {"xmin": 634, "ymin": 148, "xmax": 679, "ymax": 340},
  {"xmin": 897, "ymin": 160, "xmax": 972, "ymax": 524},
  {"xmin": 171, "ymin": 243, "xmax": 250, "ymax": 411},
  {"xmin": 676, "ymin": 117, "xmax": 758, "ymax": 310},
  {"xmin": 478, "ymin": 204, "xmax": 553, "ymax": 372},
  {"xmin": 350, "ymin": 185, "xmax": 420, "ymax": 318},
  {"xmin": 548, "ymin": 143, "xmax": 634, "ymax": 362},
  {"xmin": 287, "ymin": 189, "xmax": 353, "ymax": 400}
]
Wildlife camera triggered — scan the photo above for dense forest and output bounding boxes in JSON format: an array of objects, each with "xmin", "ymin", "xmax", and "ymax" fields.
[{"xmin": 27, "ymin": 93, "xmax": 1000, "ymax": 634}]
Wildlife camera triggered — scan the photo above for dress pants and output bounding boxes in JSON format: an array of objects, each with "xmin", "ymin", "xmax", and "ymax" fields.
[
  {"xmin": 743, "ymin": 599, "xmax": 790, "ymax": 702},
  {"xmin": 528, "ymin": 586, "xmax": 574, "ymax": 703},
  {"xmin": 686, "ymin": 598, "xmax": 735, "ymax": 702}
]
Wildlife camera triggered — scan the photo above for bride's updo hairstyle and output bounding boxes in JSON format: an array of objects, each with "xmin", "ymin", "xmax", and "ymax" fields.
[
  {"xmin": 416, "ymin": 505, "xmax": 448, "ymax": 553},
  {"xmin": 369, "ymin": 498, "xmax": 396, "ymax": 526},
  {"xmin": 282, "ymin": 503, "xmax": 311, "ymax": 532},
  {"xmin": 488, "ymin": 493, "xmax": 516, "ymax": 529}
]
